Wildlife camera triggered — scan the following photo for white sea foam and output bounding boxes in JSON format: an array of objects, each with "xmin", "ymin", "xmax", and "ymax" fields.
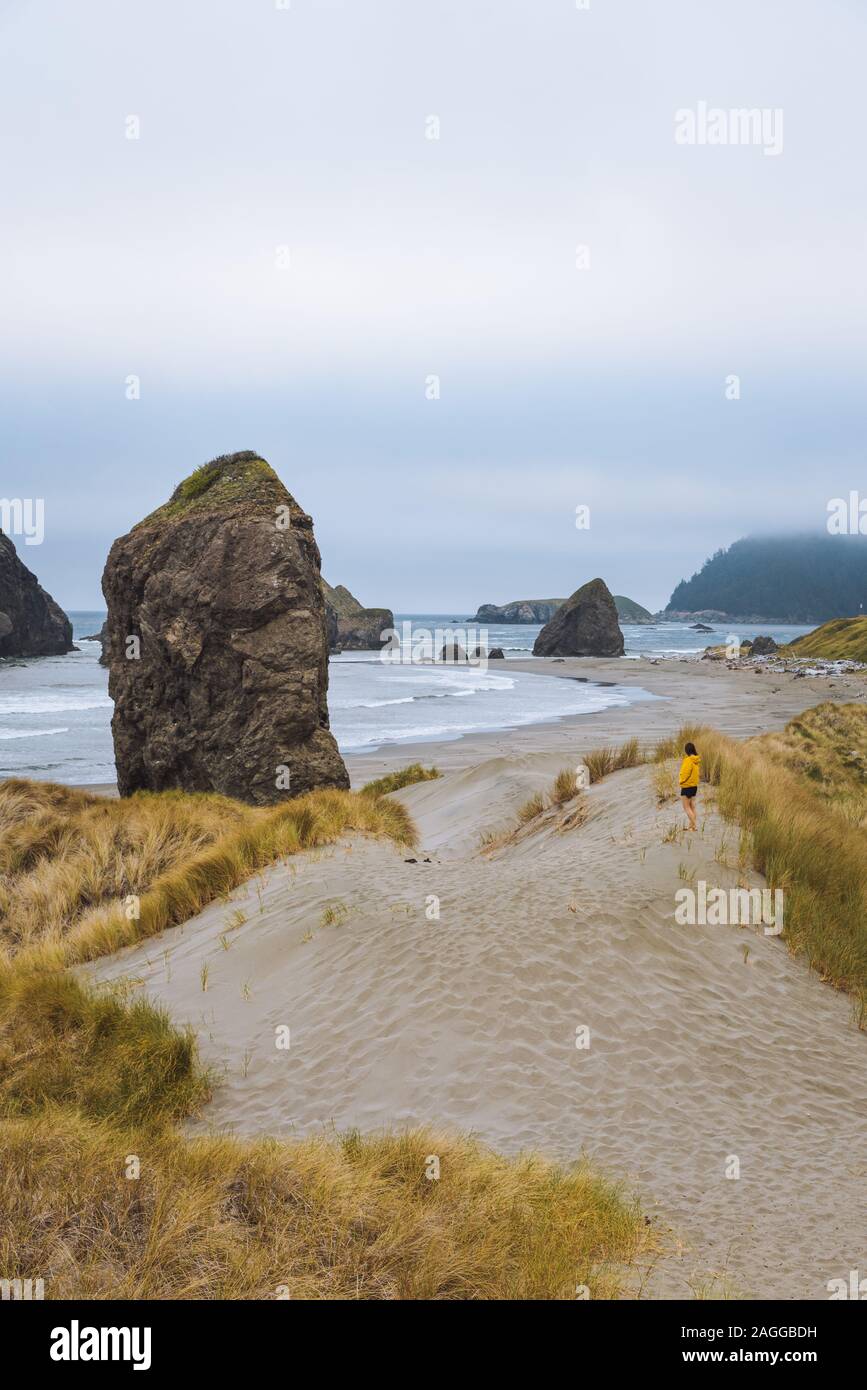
[
  {"xmin": 0, "ymin": 694, "xmax": 112, "ymax": 714},
  {"xmin": 327, "ymin": 661, "xmax": 652, "ymax": 750},
  {"xmin": 0, "ymin": 726, "xmax": 69, "ymax": 740},
  {"xmin": 0, "ymin": 613, "xmax": 816, "ymax": 781}
]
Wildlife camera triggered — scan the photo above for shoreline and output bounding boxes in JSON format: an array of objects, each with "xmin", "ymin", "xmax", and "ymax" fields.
[
  {"xmin": 82, "ymin": 676, "xmax": 867, "ymax": 1300},
  {"xmin": 344, "ymin": 654, "xmax": 866, "ymax": 782},
  {"xmin": 56, "ymin": 655, "xmax": 867, "ymax": 797}
]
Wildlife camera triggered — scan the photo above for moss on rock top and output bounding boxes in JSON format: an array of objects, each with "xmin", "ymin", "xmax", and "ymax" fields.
[{"xmin": 138, "ymin": 452, "xmax": 301, "ymax": 528}]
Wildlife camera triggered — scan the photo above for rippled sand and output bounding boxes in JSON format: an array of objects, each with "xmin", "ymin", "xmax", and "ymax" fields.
[{"xmin": 88, "ymin": 752, "xmax": 867, "ymax": 1299}]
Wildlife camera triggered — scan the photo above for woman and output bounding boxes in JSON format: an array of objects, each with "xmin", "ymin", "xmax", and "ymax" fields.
[{"xmin": 679, "ymin": 741, "xmax": 700, "ymax": 830}]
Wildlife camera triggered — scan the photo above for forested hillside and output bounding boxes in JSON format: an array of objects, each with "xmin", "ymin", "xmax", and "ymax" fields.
[{"xmin": 666, "ymin": 535, "xmax": 867, "ymax": 621}]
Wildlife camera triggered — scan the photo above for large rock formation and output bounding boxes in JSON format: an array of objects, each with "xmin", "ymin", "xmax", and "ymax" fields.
[
  {"xmin": 440, "ymin": 640, "xmax": 466, "ymax": 662},
  {"xmin": 474, "ymin": 594, "xmax": 653, "ymax": 624},
  {"xmin": 322, "ymin": 580, "xmax": 394, "ymax": 652},
  {"xmin": 532, "ymin": 578, "xmax": 624, "ymax": 657},
  {"xmin": 474, "ymin": 598, "xmax": 563, "ymax": 624},
  {"xmin": 102, "ymin": 451, "xmax": 349, "ymax": 803},
  {"xmin": 0, "ymin": 530, "xmax": 73, "ymax": 657},
  {"xmin": 613, "ymin": 595, "xmax": 654, "ymax": 624}
]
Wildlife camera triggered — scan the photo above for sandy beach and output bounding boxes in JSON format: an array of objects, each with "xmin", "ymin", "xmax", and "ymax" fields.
[
  {"xmin": 343, "ymin": 653, "xmax": 865, "ymax": 781},
  {"xmin": 82, "ymin": 657, "xmax": 867, "ymax": 1300},
  {"xmin": 82, "ymin": 654, "xmax": 867, "ymax": 797}
]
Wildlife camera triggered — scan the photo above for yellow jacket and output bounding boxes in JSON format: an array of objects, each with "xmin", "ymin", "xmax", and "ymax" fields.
[{"xmin": 679, "ymin": 754, "xmax": 700, "ymax": 788}]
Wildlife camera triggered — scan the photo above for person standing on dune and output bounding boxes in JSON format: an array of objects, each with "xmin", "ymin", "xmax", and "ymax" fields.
[{"xmin": 679, "ymin": 742, "xmax": 700, "ymax": 831}]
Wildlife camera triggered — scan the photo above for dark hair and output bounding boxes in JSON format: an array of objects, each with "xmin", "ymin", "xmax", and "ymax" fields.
[{"xmin": 684, "ymin": 742, "xmax": 697, "ymax": 756}]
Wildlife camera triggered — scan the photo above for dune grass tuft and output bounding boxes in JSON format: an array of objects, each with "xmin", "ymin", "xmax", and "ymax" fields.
[
  {"xmin": 484, "ymin": 768, "xmax": 590, "ymax": 851},
  {"xmin": 517, "ymin": 791, "xmax": 547, "ymax": 823},
  {"xmin": 0, "ymin": 781, "xmax": 415, "ymax": 972},
  {"xmin": 657, "ymin": 713, "xmax": 867, "ymax": 1021},
  {"xmin": 0, "ymin": 774, "xmax": 650, "ymax": 1299},
  {"xmin": 651, "ymin": 760, "xmax": 679, "ymax": 805},
  {"xmin": 552, "ymin": 767, "xmax": 579, "ymax": 804},
  {"xmin": 750, "ymin": 702, "xmax": 867, "ymax": 827},
  {"xmin": 0, "ymin": 967, "xmax": 208, "ymax": 1127},
  {"xmin": 582, "ymin": 737, "xmax": 644, "ymax": 784},
  {"xmin": 0, "ymin": 1112, "xmax": 649, "ymax": 1300},
  {"xmin": 360, "ymin": 764, "xmax": 440, "ymax": 798}
]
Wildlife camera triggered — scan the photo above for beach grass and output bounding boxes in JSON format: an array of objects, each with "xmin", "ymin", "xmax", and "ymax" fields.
[
  {"xmin": 483, "ymin": 769, "xmax": 590, "ymax": 850},
  {"xmin": 0, "ymin": 1106, "xmax": 649, "ymax": 1300},
  {"xmin": 658, "ymin": 712, "xmax": 867, "ymax": 1022},
  {"xmin": 0, "ymin": 773, "xmax": 650, "ymax": 1300},
  {"xmin": 0, "ymin": 780, "xmax": 415, "ymax": 971},
  {"xmin": 0, "ymin": 966, "xmax": 208, "ymax": 1126},
  {"xmin": 784, "ymin": 615, "xmax": 867, "ymax": 663},
  {"xmin": 749, "ymin": 702, "xmax": 867, "ymax": 826},
  {"xmin": 566, "ymin": 711, "xmax": 867, "ymax": 1018},
  {"xmin": 651, "ymin": 760, "xmax": 678, "ymax": 804},
  {"xmin": 552, "ymin": 767, "xmax": 580, "ymax": 804},
  {"xmin": 360, "ymin": 763, "xmax": 440, "ymax": 798},
  {"xmin": 582, "ymin": 737, "xmax": 643, "ymax": 783},
  {"xmin": 517, "ymin": 790, "xmax": 547, "ymax": 823},
  {"xmin": 0, "ymin": 962, "xmax": 648, "ymax": 1300}
]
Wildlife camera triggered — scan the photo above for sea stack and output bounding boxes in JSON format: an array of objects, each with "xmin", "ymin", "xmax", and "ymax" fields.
[
  {"xmin": 0, "ymin": 530, "xmax": 74, "ymax": 657},
  {"xmin": 102, "ymin": 451, "xmax": 349, "ymax": 803},
  {"xmin": 532, "ymin": 578, "xmax": 624, "ymax": 657},
  {"xmin": 322, "ymin": 580, "xmax": 394, "ymax": 652}
]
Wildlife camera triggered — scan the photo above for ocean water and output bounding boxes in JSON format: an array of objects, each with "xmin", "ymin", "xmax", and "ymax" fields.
[
  {"xmin": 0, "ymin": 613, "xmax": 115, "ymax": 784},
  {"xmin": 0, "ymin": 611, "xmax": 814, "ymax": 785},
  {"xmin": 390, "ymin": 614, "xmax": 815, "ymax": 661}
]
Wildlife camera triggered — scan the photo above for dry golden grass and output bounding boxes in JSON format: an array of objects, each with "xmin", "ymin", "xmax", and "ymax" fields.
[
  {"xmin": 481, "ymin": 769, "xmax": 590, "ymax": 852},
  {"xmin": 0, "ymin": 780, "xmax": 414, "ymax": 972},
  {"xmin": 517, "ymin": 791, "xmax": 547, "ymax": 823},
  {"xmin": 0, "ymin": 1112, "xmax": 649, "ymax": 1300},
  {"xmin": 750, "ymin": 702, "xmax": 867, "ymax": 826},
  {"xmin": 360, "ymin": 763, "xmax": 440, "ymax": 798},
  {"xmin": 0, "ymin": 776, "xmax": 649, "ymax": 1300},
  {"xmin": 552, "ymin": 767, "xmax": 579, "ymax": 804},
  {"xmin": 0, "ymin": 967, "xmax": 207, "ymax": 1126},
  {"xmin": 785, "ymin": 616, "xmax": 867, "ymax": 662},
  {"xmin": 659, "ymin": 715, "xmax": 867, "ymax": 1022},
  {"xmin": 582, "ymin": 737, "xmax": 644, "ymax": 784},
  {"xmin": 547, "ymin": 715, "xmax": 867, "ymax": 1018},
  {"xmin": 651, "ymin": 760, "xmax": 679, "ymax": 805}
]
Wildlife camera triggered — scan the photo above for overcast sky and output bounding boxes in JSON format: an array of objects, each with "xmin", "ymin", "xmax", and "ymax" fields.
[{"xmin": 2, "ymin": 0, "xmax": 865, "ymax": 611}]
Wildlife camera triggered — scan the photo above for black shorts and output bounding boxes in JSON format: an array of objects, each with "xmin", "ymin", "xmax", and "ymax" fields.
[{"xmin": 680, "ymin": 785, "xmax": 697, "ymax": 798}]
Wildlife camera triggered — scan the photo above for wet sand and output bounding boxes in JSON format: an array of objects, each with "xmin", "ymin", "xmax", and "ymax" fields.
[{"xmin": 344, "ymin": 652, "xmax": 867, "ymax": 784}]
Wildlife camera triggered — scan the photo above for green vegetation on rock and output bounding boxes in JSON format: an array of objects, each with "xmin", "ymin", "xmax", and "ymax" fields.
[
  {"xmin": 148, "ymin": 452, "xmax": 288, "ymax": 525},
  {"xmin": 613, "ymin": 595, "xmax": 653, "ymax": 623},
  {"xmin": 786, "ymin": 616, "xmax": 867, "ymax": 663}
]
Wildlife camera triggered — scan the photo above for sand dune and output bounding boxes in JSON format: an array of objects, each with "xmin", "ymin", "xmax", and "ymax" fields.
[{"xmin": 88, "ymin": 749, "xmax": 867, "ymax": 1300}]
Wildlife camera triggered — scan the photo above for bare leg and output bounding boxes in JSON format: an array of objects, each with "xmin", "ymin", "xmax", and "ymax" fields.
[{"xmin": 682, "ymin": 794, "xmax": 697, "ymax": 831}]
